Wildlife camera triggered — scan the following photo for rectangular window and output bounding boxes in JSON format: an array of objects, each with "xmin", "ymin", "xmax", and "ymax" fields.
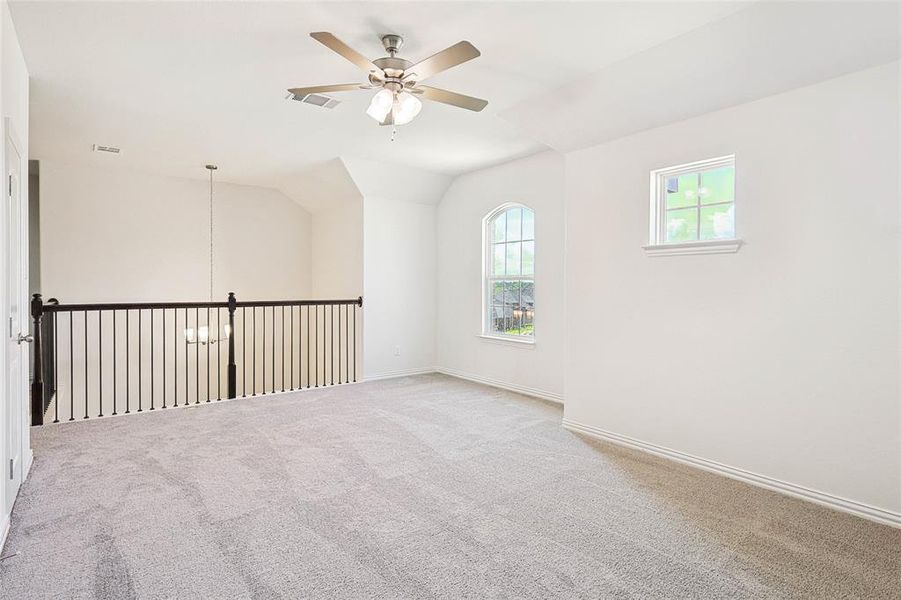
[
  {"xmin": 485, "ymin": 205, "xmax": 534, "ymax": 341},
  {"xmin": 649, "ymin": 155, "xmax": 736, "ymax": 248}
]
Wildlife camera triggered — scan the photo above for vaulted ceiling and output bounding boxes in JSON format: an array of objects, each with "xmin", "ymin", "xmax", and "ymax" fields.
[{"xmin": 9, "ymin": 1, "xmax": 898, "ymax": 213}]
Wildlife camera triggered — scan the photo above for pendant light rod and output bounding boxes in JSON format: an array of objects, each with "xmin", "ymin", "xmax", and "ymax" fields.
[{"xmin": 206, "ymin": 164, "xmax": 217, "ymax": 303}]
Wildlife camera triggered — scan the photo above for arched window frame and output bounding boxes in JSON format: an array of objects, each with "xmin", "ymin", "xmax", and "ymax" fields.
[{"xmin": 481, "ymin": 203, "xmax": 535, "ymax": 344}]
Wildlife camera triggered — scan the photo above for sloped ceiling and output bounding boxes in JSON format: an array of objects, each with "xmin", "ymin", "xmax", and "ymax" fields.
[
  {"xmin": 342, "ymin": 156, "xmax": 453, "ymax": 206},
  {"xmin": 279, "ymin": 158, "xmax": 362, "ymax": 214},
  {"xmin": 500, "ymin": 2, "xmax": 900, "ymax": 153}
]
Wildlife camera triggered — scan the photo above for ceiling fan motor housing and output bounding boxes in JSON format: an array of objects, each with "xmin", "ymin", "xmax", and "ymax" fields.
[{"xmin": 381, "ymin": 34, "xmax": 404, "ymax": 55}]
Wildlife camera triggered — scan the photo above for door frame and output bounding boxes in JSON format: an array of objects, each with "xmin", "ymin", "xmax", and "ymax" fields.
[{"xmin": 2, "ymin": 116, "xmax": 30, "ymax": 541}]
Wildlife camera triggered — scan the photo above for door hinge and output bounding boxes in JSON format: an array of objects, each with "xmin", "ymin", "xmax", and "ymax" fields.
[
  {"xmin": 8, "ymin": 458, "xmax": 13, "ymax": 480},
  {"xmin": 7, "ymin": 175, "xmax": 11, "ymax": 196}
]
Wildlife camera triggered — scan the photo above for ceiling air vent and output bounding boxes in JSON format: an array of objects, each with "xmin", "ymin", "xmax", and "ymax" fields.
[
  {"xmin": 288, "ymin": 92, "xmax": 340, "ymax": 109},
  {"xmin": 92, "ymin": 144, "xmax": 121, "ymax": 154}
]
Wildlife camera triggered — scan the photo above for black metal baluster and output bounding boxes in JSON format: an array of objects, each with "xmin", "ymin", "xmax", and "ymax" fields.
[
  {"xmin": 83, "ymin": 310, "xmax": 88, "ymax": 419},
  {"xmin": 306, "ymin": 305, "xmax": 310, "ymax": 389},
  {"xmin": 253, "ymin": 307, "xmax": 257, "ymax": 396},
  {"xmin": 173, "ymin": 308, "xmax": 178, "ymax": 408},
  {"xmin": 322, "ymin": 304, "xmax": 335, "ymax": 385},
  {"xmin": 353, "ymin": 303, "xmax": 357, "ymax": 383},
  {"xmin": 163, "ymin": 309, "xmax": 167, "ymax": 408},
  {"xmin": 138, "ymin": 310, "xmax": 143, "ymax": 412},
  {"xmin": 185, "ymin": 308, "xmax": 189, "ymax": 405},
  {"xmin": 263, "ymin": 306, "xmax": 267, "ymax": 394},
  {"xmin": 150, "ymin": 309, "xmax": 155, "ymax": 410},
  {"xmin": 281, "ymin": 305, "xmax": 285, "ymax": 392},
  {"xmin": 112, "ymin": 311, "xmax": 117, "ymax": 415},
  {"xmin": 217, "ymin": 307, "xmax": 221, "ymax": 400},
  {"xmin": 271, "ymin": 306, "xmax": 275, "ymax": 393},
  {"xmin": 206, "ymin": 306, "xmax": 211, "ymax": 403},
  {"xmin": 126, "ymin": 310, "xmax": 131, "ymax": 414},
  {"xmin": 338, "ymin": 304, "xmax": 342, "ymax": 385},
  {"xmin": 345, "ymin": 304, "xmax": 349, "ymax": 384},
  {"xmin": 53, "ymin": 310, "xmax": 59, "ymax": 423},
  {"xmin": 98, "ymin": 311, "xmax": 103, "ymax": 417},
  {"xmin": 69, "ymin": 313, "xmax": 74, "ymax": 421},
  {"xmin": 242, "ymin": 307, "xmax": 247, "ymax": 397},
  {"xmin": 314, "ymin": 305, "xmax": 318, "ymax": 387},
  {"xmin": 290, "ymin": 305, "xmax": 294, "ymax": 390}
]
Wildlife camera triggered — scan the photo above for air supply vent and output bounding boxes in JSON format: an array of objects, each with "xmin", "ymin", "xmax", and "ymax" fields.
[
  {"xmin": 92, "ymin": 144, "xmax": 121, "ymax": 154},
  {"xmin": 288, "ymin": 92, "xmax": 340, "ymax": 109}
]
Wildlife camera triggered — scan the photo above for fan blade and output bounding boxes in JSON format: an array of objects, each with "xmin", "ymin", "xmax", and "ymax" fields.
[
  {"xmin": 416, "ymin": 85, "xmax": 488, "ymax": 112},
  {"xmin": 310, "ymin": 32, "xmax": 384, "ymax": 77},
  {"xmin": 287, "ymin": 84, "xmax": 366, "ymax": 96},
  {"xmin": 406, "ymin": 41, "xmax": 480, "ymax": 81}
]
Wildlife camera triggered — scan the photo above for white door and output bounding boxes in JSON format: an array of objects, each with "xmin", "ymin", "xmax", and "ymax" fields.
[{"xmin": 5, "ymin": 127, "xmax": 25, "ymax": 507}]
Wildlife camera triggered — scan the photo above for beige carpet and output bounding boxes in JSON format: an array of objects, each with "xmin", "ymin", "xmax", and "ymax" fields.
[{"xmin": 1, "ymin": 373, "xmax": 898, "ymax": 599}]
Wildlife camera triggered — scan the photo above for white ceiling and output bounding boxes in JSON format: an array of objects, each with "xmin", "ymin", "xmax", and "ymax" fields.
[
  {"xmin": 501, "ymin": 1, "xmax": 901, "ymax": 152},
  {"xmin": 11, "ymin": 2, "xmax": 896, "ymax": 213},
  {"xmin": 10, "ymin": 1, "xmax": 749, "ymax": 210}
]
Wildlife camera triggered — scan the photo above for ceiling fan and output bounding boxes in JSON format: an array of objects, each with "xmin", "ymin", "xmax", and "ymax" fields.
[{"xmin": 288, "ymin": 32, "xmax": 488, "ymax": 127}]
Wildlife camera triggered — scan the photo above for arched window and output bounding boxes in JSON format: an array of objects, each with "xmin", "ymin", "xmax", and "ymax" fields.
[{"xmin": 484, "ymin": 204, "xmax": 534, "ymax": 340}]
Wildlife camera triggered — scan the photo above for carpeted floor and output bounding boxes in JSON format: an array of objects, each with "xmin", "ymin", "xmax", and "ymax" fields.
[{"xmin": 1, "ymin": 374, "xmax": 898, "ymax": 599}]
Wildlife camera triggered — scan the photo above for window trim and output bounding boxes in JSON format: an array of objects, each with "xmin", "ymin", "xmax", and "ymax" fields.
[
  {"xmin": 645, "ymin": 154, "xmax": 741, "ymax": 256},
  {"xmin": 481, "ymin": 203, "xmax": 536, "ymax": 344}
]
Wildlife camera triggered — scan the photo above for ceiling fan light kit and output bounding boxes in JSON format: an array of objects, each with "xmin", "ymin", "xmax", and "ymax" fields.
[{"xmin": 288, "ymin": 32, "xmax": 487, "ymax": 129}]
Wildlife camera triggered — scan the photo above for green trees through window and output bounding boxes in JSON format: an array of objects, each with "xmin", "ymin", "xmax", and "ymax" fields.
[{"xmin": 661, "ymin": 162, "xmax": 735, "ymax": 243}]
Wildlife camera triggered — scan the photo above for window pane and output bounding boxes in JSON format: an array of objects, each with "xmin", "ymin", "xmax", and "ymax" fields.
[
  {"xmin": 520, "ymin": 280, "xmax": 534, "ymax": 336},
  {"xmin": 490, "ymin": 305, "xmax": 508, "ymax": 334},
  {"xmin": 700, "ymin": 167, "xmax": 734, "ymax": 205},
  {"xmin": 665, "ymin": 173, "xmax": 699, "ymax": 209},
  {"xmin": 506, "ymin": 208, "xmax": 522, "ymax": 242},
  {"xmin": 491, "ymin": 281, "xmax": 505, "ymax": 305},
  {"xmin": 506, "ymin": 242, "xmax": 521, "ymax": 275},
  {"xmin": 504, "ymin": 280, "xmax": 521, "ymax": 306},
  {"xmin": 492, "ymin": 212, "xmax": 506, "ymax": 243},
  {"xmin": 521, "ymin": 281, "xmax": 534, "ymax": 308},
  {"xmin": 522, "ymin": 208, "xmax": 534, "ymax": 240},
  {"xmin": 521, "ymin": 241, "xmax": 534, "ymax": 275},
  {"xmin": 665, "ymin": 207, "xmax": 698, "ymax": 242},
  {"xmin": 700, "ymin": 203, "xmax": 735, "ymax": 240},
  {"xmin": 493, "ymin": 244, "xmax": 505, "ymax": 275}
]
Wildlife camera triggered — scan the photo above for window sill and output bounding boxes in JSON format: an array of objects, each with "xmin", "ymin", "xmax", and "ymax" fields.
[
  {"xmin": 643, "ymin": 239, "xmax": 742, "ymax": 257},
  {"xmin": 477, "ymin": 334, "xmax": 536, "ymax": 348}
]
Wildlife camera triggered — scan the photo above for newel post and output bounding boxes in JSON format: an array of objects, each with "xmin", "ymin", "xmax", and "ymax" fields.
[
  {"xmin": 227, "ymin": 292, "xmax": 237, "ymax": 399},
  {"xmin": 30, "ymin": 293, "xmax": 44, "ymax": 426}
]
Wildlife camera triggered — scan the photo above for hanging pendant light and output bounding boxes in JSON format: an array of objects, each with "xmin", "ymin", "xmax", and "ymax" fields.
[{"xmin": 184, "ymin": 164, "xmax": 232, "ymax": 345}]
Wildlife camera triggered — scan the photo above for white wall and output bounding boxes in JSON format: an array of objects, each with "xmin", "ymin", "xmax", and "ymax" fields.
[
  {"xmin": 564, "ymin": 63, "xmax": 900, "ymax": 518},
  {"xmin": 0, "ymin": 0, "xmax": 30, "ymax": 546},
  {"xmin": 41, "ymin": 161, "xmax": 312, "ymax": 302},
  {"xmin": 363, "ymin": 196, "xmax": 436, "ymax": 379},
  {"xmin": 436, "ymin": 151, "xmax": 565, "ymax": 401},
  {"xmin": 312, "ymin": 199, "xmax": 363, "ymax": 299}
]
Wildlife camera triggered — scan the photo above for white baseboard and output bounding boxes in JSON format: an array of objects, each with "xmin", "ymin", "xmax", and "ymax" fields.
[
  {"xmin": 364, "ymin": 367, "xmax": 437, "ymax": 382},
  {"xmin": 437, "ymin": 367, "xmax": 563, "ymax": 405},
  {"xmin": 0, "ymin": 449, "xmax": 34, "ymax": 553},
  {"xmin": 0, "ymin": 511, "xmax": 9, "ymax": 553},
  {"xmin": 562, "ymin": 418, "xmax": 901, "ymax": 529}
]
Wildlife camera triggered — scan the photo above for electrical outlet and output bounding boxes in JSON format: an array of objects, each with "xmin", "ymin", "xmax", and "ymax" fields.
[{"xmin": 394, "ymin": 345, "xmax": 400, "ymax": 356}]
